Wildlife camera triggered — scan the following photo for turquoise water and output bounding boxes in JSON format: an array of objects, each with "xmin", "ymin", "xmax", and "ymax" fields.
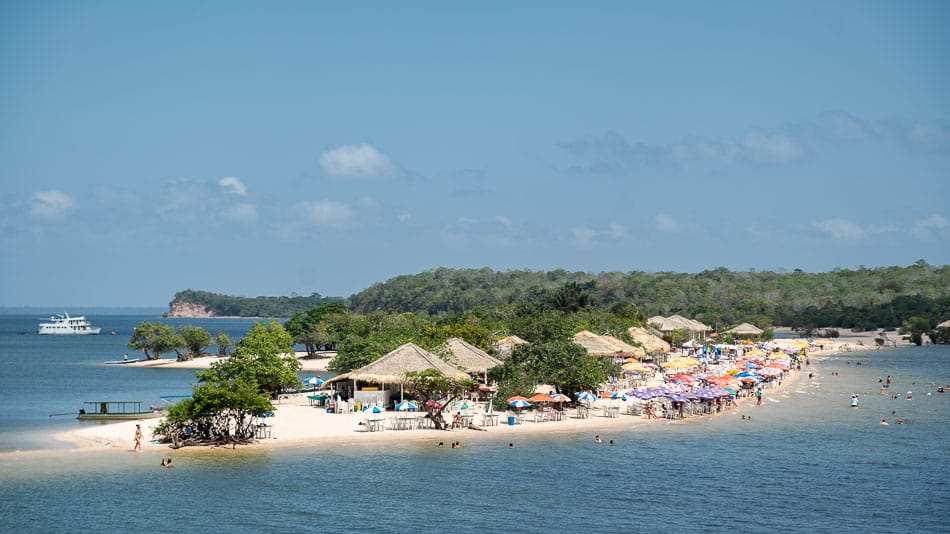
[{"xmin": 1, "ymin": 314, "xmax": 949, "ymax": 532}]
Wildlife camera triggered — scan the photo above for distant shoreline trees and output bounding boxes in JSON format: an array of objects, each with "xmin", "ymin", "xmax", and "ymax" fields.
[{"xmin": 168, "ymin": 262, "xmax": 950, "ymax": 333}]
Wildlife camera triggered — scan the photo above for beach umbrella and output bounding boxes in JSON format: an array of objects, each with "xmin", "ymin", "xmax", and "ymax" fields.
[
  {"xmin": 362, "ymin": 405, "xmax": 383, "ymax": 414},
  {"xmin": 453, "ymin": 400, "xmax": 472, "ymax": 411},
  {"xmin": 508, "ymin": 399, "xmax": 531, "ymax": 408},
  {"xmin": 304, "ymin": 376, "xmax": 324, "ymax": 388},
  {"xmin": 622, "ymin": 362, "xmax": 649, "ymax": 373},
  {"xmin": 548, "ymin": 393, "xmax": 571, "ymax": 403},
  {"xmin": 528, "ymin": 393, "xmax": 554, "ymax": 403},
  {"xmin": 609, "ymin": 391, "xmax": 628, "ymax": 402},
  {"xmin": 575, "ymin": 391, "xmax": 597, "ymax": 404},
  {"xmin": 395, "ymin": 400, "xmax": 418, "ymax": 411}
]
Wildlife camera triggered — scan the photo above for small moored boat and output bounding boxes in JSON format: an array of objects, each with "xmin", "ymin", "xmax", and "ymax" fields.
[{"xmin": 77, "ymin": 401, "xmax": 164, "ymax": 421}]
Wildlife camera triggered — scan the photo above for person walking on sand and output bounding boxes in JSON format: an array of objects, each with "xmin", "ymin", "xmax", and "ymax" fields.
[
  {"xmin": 133, "ymin": 424, "xmax": 143, "ymax": 452},
  {"xmin": 756, "ymin": 387, "xmax": 763, "ymax": 406}
]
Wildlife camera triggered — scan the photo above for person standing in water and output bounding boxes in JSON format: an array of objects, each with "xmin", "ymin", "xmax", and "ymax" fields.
[{"xmin": 133, "ymin": 424, "xmax": 143, "ymax": 452}]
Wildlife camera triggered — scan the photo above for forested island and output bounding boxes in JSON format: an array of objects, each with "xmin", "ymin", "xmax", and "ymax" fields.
[{"xmin": 167, "ymin": 261, "xmax": 950, "ymax": 333}]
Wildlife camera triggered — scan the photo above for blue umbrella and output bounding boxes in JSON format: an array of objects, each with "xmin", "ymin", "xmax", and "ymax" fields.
[
  {"xmin": 575, "ymin": 391, "xmax": 597, "ymax": 404},
  {"xmin": 362, "ymin": 405, "xmax": 383, "ymax": 414},
  {"xmin": 305, "ymin": 376, "xmax": 324, "ymax": 387},
  {"xmin": 395, "ymin": 400, "xmax": 418, "ymax": 411},
  {"xmin": 508, "ymin": 399, "xmax": 531, "ymax": 408}
]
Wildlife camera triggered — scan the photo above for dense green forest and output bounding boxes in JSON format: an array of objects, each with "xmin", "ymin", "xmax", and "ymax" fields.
[
  {"xmin": 167, "ymin": 289, "xmax": 342, "ymax": 318},
  {"xmin": 170, "ymin": 262, "xmax": 950, "ymax": 331}
]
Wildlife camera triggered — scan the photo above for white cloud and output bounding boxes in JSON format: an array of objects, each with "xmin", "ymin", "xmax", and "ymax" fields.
[
  {"xmin": 608, "ymin": 223, "xmax": 628, "ymax": 239},
  {"xmin": 668, "ymin": 133, "xmax": 802, "ymax": 164},
  {"xmin": 223, "ymin": 202, "xmax": 257, "ymax": 222},
  {"xmin": 296, "ymin": 200, "xmax": 351, "ymax": 224},
  {"xmin": 29, "ymin": 190, "xmax": 77, "ymax": 219},
  {"xmin": 397, "ymin": 212, "xmax": 412, "ymax": 222},
  {"xmin": 320, "ymin": 144, "xmax": 398, "ymax": 179},
  {"xmin": 908, "ymin": 123, "xmax": 950, "ymax": 150},
  {"xmin": 821, "ymin": 111, "xmax": 875, "ymax": 140},
  {"xmin": 911, "ymin": 214, "xmax": 948, "ymax": 239},
  {"xmin": 655, "ymin": 213, "xmax": 684, "ymax": 233},
  {"xmin": 741, "ymin": 133, "xmax": 802, "ymax": 163},
  {"xmin": 813, "ymin": 218, "xmax": 864, "ymax": 240},
  {"xmin": 570, "ymin": 223, "xmax": 628, "ymax": 243},
  {"xmin": 572, "ymin": 226, "xmax": 597, "ymax": 243},
  {"xmin": 219, "ymin": 177, "xmax": 247, "ymax": 196},
  {"xmin": 495, "ymin": 215, "xmax": 512, "ymax": 228}
]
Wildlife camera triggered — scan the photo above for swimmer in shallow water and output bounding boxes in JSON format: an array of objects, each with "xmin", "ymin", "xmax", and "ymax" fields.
[{"xmin": 880, "ymin": 419, "xmax": 889, "ymax": 426}]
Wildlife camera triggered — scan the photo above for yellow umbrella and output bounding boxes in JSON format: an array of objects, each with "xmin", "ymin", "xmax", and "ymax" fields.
[
  {"xmin": 622, "ymin": 362, "xmax": 649, "ymax": 372},
  {"xmin": 661, "ymin": 360, "xmax": 692, "ymax": 370}
]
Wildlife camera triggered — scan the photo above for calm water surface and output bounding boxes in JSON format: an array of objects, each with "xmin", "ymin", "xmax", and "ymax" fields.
[{"xmin": 1, "ymin": 314, "xmax": 948, "ymax": 532}]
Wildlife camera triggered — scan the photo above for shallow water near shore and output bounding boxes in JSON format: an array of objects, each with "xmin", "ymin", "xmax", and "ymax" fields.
[{"xmin": 1, "ymin": 313, "xmax": 949, "ymax": 532}]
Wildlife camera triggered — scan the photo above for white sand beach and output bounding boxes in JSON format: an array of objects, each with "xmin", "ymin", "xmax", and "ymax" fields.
[
  {"xmin": 129, "ymin": 351, "xmax": 334, "ymax": 372},
  {"xmin": 53, "ymin": 362, "xmax": 809, "ymax": 454},
  {"xmin": 47, "ymin": 333, "xmax": 901, "ymax": 455}
]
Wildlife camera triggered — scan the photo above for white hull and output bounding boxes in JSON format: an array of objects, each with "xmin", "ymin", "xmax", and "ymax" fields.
[
  {"xmin": 37, "ymin": 313, "xmax": 101, "ymax": 335},
  {"xmin": 38, "ymin": 328, "xmax": 101, "ymax": 335}
]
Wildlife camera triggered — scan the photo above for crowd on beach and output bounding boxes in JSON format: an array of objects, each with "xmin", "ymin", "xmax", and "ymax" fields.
[{"xmin": 59, "ymin": 337, "xmax": 846, "ymax": 455}]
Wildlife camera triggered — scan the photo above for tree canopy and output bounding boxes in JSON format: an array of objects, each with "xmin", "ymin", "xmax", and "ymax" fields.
[
  {"xmin": 128, "ymin": 321, "xmax": 184, "ymax": 360},
  {"xmin": 490, "ymin": 341, "xmax": 617, "ymax": 402},
  {"xmin": 404, "ymin": 369, "xmax": 475, "ymax": 430},
  {"xmin": 197, "ymin": 321, "xmax": 301, "ymax": 399},
  {"xmin": 170, "ymin": 263, "xmax": 950, "ymax": 333}
]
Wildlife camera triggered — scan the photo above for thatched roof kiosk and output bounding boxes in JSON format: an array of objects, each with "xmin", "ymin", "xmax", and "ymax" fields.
[
  {"xmin": 626, "ymin": 326, "xmax": 671, "ymax": 355},
  {"xmin": 441, "ymin": 337, "xmax": 503, "ymax": 374},
  {"xmin": 722, "ymin": 322, "xmax": 764, "ymax": 336},
  {"xmin": 325, "ymin": 343, "xmax": 469, "ymax": 405},
  {"xmin": 572, "ymin": 330, "xmax": 646, "ymax": 360},
  {"xmin": 492, "ymin": 335, "xmax": 529, "ymax": 359}
]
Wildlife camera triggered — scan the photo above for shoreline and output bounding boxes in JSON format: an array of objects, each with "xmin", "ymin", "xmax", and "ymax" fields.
[
  {"xmin": 9, "ymin": 334, "xmax": 898, "ymax": 460},
  {"xmin": 41, "ymin": 354, "xmax": 815, "ymax": 458},
  {"xmin": 127, "ymin": 351, "xmax": 334, "ymax": 372}
]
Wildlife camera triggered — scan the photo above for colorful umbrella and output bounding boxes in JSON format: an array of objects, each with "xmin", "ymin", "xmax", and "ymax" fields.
[
  {"xmin": 508, "ymin": 399, "xmax": 531, "ymax": 408},
  {"xmin": 575, "ymin": 391, "xmax": 597, "ymax": 404},
  {"xmin": 395, "ymin": 400, "xmax": 418, "ymax": 411}
]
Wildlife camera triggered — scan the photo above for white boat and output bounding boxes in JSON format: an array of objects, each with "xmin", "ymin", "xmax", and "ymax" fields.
[
  {"xmin": 850, "ymin": 394, "xmax": 859, "ymax": 408},
  {"xmin": 37, "ymin": 312, "xmax": 101, "ymax": 335}
]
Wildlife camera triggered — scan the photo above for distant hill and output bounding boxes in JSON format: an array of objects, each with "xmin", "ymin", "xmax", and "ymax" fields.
[
  {"xmin": 166, "ymin": 290, "xmax": 342, "ymax": 318},
  {"xmin": 169, "ymin": 262, "xmax": 950, "ymax": 329}
]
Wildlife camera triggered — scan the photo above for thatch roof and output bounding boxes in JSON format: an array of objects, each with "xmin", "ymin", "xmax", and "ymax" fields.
[
  {"xmin": 572, "ymin": 330, "xmax": 646, "ymax": 359},
  {"xmin": 492, "ymin": 335, "xmax": 529, "ymax": 359},
  {"xmin": 626, "ymin": 326, "xmax": 671, "ymax": 355},
  {"xmin": 723, "ymin": 322, "xmax": 764, "ymax": 336},
  {"xmin": 326, "ymin": 342, "xmax": 469, "ymax": 385},
  {"xmin": 441, "ymin": 337, "xmax": 503, "ymax": 373},
  {"xmin": 648, "ymin": 315, "xmax": 710, "ymax": 332}
]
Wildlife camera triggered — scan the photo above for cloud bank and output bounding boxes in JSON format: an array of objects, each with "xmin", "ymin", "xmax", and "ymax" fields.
[
  {"xmin": 320, "ymin": 144, "xmax": 399, "ymax": 179},
  {"xmin": 29, "ymin": 190, "xmax": 76, "ymax": 219}
]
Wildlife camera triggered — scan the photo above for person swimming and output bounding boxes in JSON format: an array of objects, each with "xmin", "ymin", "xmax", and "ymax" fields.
[{"xmin": 880, "ymin": 419, "xmax": 889, "ymax": 426}]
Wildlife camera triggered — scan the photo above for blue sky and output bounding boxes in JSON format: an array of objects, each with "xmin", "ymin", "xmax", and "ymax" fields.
[{"xmin": 2, "ymin": 1, "xmax": 948, "ymax": 306}]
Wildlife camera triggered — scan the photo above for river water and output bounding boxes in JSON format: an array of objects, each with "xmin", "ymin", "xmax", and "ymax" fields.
[{"xmin": 0, "ymin": 312, "xmax": 948, "ymax": 532}]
